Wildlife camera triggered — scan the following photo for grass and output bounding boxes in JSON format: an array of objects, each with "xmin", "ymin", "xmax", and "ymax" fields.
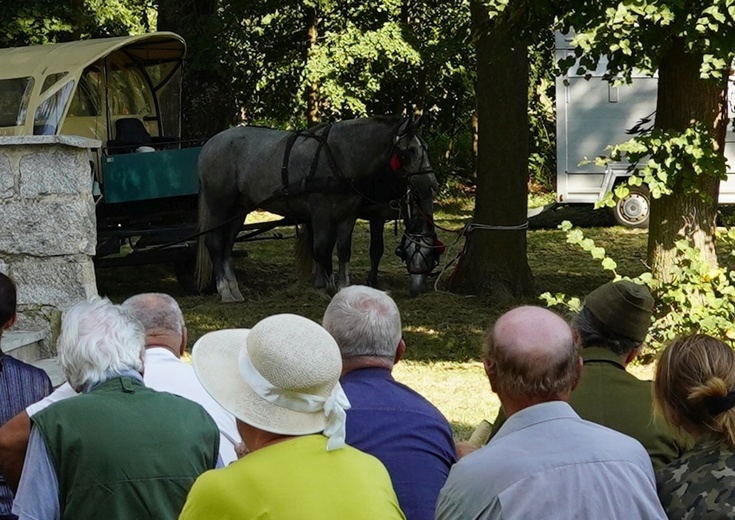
[{"xmin": 95, "ymin": 204, "xmax": 648, "ymax": 439}]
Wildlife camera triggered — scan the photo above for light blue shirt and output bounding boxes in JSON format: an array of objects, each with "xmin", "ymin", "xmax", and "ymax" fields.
[{"xmin": 435, "ymin": 401, "xmax": 667, "ymax": 520}]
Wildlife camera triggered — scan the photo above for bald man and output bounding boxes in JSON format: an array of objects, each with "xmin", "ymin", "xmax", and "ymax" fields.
[{"xmin": 435, "ymin": 306, "xmax": 666, "ymax": 520}]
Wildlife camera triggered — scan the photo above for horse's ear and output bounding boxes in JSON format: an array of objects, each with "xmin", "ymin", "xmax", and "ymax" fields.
[
  {"xmin": 413, "ymin": 112, "xmax": 430, "ymax": 133},
  {"xmin": 396, "ymin": 117, "xmax": 411, "ymax": 137}
]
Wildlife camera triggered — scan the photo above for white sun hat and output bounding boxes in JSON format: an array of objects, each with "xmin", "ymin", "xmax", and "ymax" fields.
[{"xmin": 192, "ymin": 313, "xmax": 350, "ymax": 450}]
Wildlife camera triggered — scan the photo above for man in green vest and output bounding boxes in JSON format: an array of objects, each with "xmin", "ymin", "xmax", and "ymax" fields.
[
  {"xmin": 481, "ymin": 280, "xmax": 684, "ymax": 469},
  {"xmin": 12, "ymin": 297, "xmax": 220, "ymax": 520}
]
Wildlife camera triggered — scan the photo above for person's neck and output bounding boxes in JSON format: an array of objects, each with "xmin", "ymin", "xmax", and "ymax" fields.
[
  {"xmin": 341, "ymin": 356, "xmax": 393, "ymax": 376},
  {"xmin": 237, "ymin": 421, "xmax": 298, "ymax": 452},
  {"xmin": 144, "ymin": 330, "xmax": 182, "ymax": 358},
  {"xmin": 501, "ymin": 393, "xmax": 569, "ymax": 418}
]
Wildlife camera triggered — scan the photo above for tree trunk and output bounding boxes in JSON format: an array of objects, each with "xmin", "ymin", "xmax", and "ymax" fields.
[
  {"xmin": 70, "ymin": 0, "xmax": 84, "ymax": 40},
  {"xmin": 158, "ymin": 0, "xmax": 236, "ymax": 140},
  {"xmin": 449, "ymin": 3, "xmax": 534, "ymax": 300},
  {"xmin": 647, "ymin": 38, "xmax": 728, "ymax": 281},
  {"xmin": 304, "ymin": 6, "xmax": 320, "ymax": 128}
]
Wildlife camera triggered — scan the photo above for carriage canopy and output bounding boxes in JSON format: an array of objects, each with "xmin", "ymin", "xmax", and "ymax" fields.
[{"xmin": 0, "ymin": 32, "xmax": 186, "ymax": 143}]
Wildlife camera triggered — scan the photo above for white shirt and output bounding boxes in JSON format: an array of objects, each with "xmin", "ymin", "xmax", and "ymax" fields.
[
  {"xmin": 435, "ymin": 401, "xmax": 667, "ymax": 520},
  {"xmin": 26, "ymin": 347, "xmax": 240, "ymax": 464}
]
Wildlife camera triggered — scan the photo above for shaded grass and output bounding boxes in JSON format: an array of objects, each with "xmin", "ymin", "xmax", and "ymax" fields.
[{"xmin": 95, "ymin": 206, "xmax": 649, "ymax": 438}]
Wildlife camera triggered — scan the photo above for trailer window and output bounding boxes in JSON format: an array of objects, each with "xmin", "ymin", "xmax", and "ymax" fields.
[
  {"xmin": 0, "ymin": 77, "xmax": 34, "ymax": 127},
  {"xmin": 33, "ymin": 81, "xmax": 74, "ymax": 135}
]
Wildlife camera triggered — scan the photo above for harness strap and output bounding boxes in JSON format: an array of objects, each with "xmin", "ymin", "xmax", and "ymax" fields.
[
  {"xmin": 308, "ymin": 124, "xmax": 332, "ymax": 179},
  {"xmin": 281, "ymin": 132, "xmax": 301, "ymax": 194},
  {"xmin": 281, "ymin": 125, "xmax": 337, "ymax": 196}
]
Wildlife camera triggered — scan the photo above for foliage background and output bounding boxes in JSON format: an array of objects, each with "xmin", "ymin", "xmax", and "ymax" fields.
[{"xmin": 0, "ymin": 0, "xmax": 558, "ymax": 193}]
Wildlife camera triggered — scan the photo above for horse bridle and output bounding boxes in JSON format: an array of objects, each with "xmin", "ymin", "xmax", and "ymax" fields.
[
  {"xmin": 395, "ymin": 188, "xmax": 445, "ymax": 274},
  {"xmin": 388, "ymin": 128, "xmax": 434, "ymax": 178}
]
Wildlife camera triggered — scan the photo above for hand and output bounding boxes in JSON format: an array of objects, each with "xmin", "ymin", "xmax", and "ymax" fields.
[
  {"xmin": 455, "ymin": 441, "xmax": 480, "ymax": 459},
  {"xmin": 235, "ymin": 441, "xmax": 250, "ymax": 459}
]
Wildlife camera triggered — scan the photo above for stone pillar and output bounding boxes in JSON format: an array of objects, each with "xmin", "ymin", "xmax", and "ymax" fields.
[{"xmin": 0, "ymin": 135, "xmax": 100, "ymax": 356}]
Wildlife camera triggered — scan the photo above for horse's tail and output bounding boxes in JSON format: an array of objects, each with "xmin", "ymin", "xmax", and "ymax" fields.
[
  {"xmin": 295, "ymin": 225, "xmax": 314, "ymax": 280},
  {"xmin": 195, "ymin": 191, "xmax": 214, "ymax": 292}
]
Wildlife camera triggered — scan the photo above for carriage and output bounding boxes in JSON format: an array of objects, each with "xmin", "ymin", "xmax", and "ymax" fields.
[
  {"xmin": 1, "ymin": 32, "xmax": 229, "ymax": 288},
  {"xmin": 0, "ymin": 33, "xmax": 442, "ymax": 297}
]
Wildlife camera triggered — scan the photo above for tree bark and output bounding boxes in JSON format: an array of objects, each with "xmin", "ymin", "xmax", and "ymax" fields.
[
  {"xmin": 158, "ymin": 0, "xmax": 236, "ymax": 140},
  {"xmin": 449, "ymin": 3, "xmax": 534, "ymax": 300},
  {"xmin": 70, "ymin": 0, "xmax": 84, "ymax": 40},
  {"xmin": 304, "ymin": 6, "xmax": 320, "ymax": 127},
  {"xmin": 647, "ymin": 38, "xmax": 728, "ymax": 281}
]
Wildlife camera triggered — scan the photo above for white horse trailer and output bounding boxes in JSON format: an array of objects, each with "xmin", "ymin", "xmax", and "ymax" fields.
[{"xmin": 555, "ymin": 32, "xmax": 735, "ymax": 227}]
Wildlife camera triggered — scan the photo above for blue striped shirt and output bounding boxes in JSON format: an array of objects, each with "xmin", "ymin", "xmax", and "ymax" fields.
[{"xmin": 0, "ymin": 355, "xmax": 52, "ymax": 516}]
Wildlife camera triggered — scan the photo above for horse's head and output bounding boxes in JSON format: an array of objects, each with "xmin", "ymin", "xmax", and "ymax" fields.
[
  {"xmin": 395, "ymin": 189, "xmax": 445, "ymax": 297},
  {"xmin": 389, "ymin": 117, "xmax": 434, "ymax": 180},
  {"xmin": 387, "ymin": 118, "xmax": 443, "ymax": 296}
]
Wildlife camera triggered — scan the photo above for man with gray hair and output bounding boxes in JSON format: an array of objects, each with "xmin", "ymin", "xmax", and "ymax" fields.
[
  {"xmin": 435, "ymin": 306, "xmax": 666, "ymax": 519},
  {"xmin": 12, "ymin": 297, "xmax": 220, "ymax": 519},
  {"xmin": 0, "ymin": 293, "xmax": 240, "ymax": 493},
  {"xmin": 323, "ymin": 285, "xmax": 456, "ymax": 520},
  {"xmin": 121, "ymin": 293, "xmax": 239, "ymax": 463}
]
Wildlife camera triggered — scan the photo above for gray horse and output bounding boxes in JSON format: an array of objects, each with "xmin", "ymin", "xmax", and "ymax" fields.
[{"xmin": 196, "ymin": 117, "xmax": 440, "ymax": 302}]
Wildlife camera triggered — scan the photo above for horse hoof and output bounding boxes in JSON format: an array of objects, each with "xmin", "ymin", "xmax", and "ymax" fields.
[{"xmin": 219, "ymin": 293, "xmax": 245, "ymax": 304}]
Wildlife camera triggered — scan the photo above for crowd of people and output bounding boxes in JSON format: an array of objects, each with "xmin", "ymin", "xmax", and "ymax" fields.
[{"xmin": 0, "ymin": 273, "xmax": 734, "ymax": 519}]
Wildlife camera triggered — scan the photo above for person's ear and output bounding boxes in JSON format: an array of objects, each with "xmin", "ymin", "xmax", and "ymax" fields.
[
  {"xmin": 623, "ymin": 344, "xmax": 643, "ymax": 366},
  {"xmin": 2, "ymin": 313, "xmax": 17, "ymax": 331},
  {"xmin": 571, "ymin": 327, "xmax": 581, "ymax": 346},
  {"xmin": 180, "ymin": 326, "xmax": 188, "ymax": 357},
  {"xmin": 484, "ymin": 358, "xmax": 499, "ymax": 392},
  {"xmin": 394, "ymin": 339, "xmax": 406, "ymax": 365},
  {"xmin": 570, "ymin": 356, "xmax": 583, "ymax": 392}
]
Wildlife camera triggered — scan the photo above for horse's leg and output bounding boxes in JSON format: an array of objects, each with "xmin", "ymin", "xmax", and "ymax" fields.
[
  {"xmin": 335, "ymin": 216, "xmax": 358, "ymax": 289},
  {"xmin": 366, "ymin": 218, "xmax": 385, "ymax": 288},
  {"xmin": 203, "ymin": 204, "xmax": 244, "ymax": 303},
  {"xmin": 222, "ymin": 214, "xmax": 246, "ymax": 302},
  {"xmin": 204, "ymin": 228, "xmax": 236, "ymax": 303},
  {"xmin": 310, "ymin": 207, "xmax": 337, "ymax": 293}
]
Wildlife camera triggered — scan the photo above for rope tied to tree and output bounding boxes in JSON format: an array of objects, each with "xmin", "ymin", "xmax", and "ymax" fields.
[
  {"xmin": 435, "ymin": 219, "xmax": 530, "ymax": 292},
  {"xmin": 464, "ymin": 221, "xmax": 529, "ymax": 232}
]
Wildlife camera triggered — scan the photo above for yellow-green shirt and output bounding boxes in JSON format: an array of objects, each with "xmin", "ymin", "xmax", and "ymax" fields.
[{"xmin": 179, "ymin": 434, "xmax": 406, "ymax": 520}]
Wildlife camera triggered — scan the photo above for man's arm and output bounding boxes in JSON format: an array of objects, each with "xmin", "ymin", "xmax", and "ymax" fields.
[
  {"xmin": 12, "ymin": 426, "xmax": 60, "ymax": 520},
  {"xmin": 0, "ymin": 412, "xmax": 31, "ymax": 492}
]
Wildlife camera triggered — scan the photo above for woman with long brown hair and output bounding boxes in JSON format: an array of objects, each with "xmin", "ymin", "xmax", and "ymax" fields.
[{"xmin": 654, "ymin": 334, "xmax": 735, "ymax": 517}]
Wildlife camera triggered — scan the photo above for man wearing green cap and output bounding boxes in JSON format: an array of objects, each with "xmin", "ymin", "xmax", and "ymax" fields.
[{"xmin": 481, "ymin": 280, "xmax": 683, "ymax": 469}]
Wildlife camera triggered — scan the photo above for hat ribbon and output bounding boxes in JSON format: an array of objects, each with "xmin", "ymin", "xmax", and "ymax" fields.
[{"xmin": 239, "ymin": 349, "xmax": 351, "ymax": 451}]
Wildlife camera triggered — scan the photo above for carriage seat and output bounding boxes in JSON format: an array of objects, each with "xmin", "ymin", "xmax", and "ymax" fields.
[{"xmin": 107, "ymin": 117, "xmax": 180, "ymax": 154}]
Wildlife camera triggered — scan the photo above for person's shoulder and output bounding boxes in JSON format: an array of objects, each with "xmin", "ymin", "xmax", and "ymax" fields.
[
  {"xmin": 576, "ymin": 417, "xmax": 652, "ymax": 457},
  {"xmin": 341, "ymin": 443, "xmax": 392, "ymax": 470},
  {"xmin": 184, "ymin": 466, "xmax": 242, "ymax": 504},
  {"xmin": 2, "ymin": 356, "xmax": 51, "ymax": 382},
  {"xmin": 149, "ymin": 387, "xmax": 211, "ymax": 413}
]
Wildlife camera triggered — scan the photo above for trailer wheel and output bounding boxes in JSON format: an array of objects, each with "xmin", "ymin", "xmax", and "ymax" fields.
[{"xmin": 612, "ymin": 185, "xmax": 650, "ymax": 229}]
